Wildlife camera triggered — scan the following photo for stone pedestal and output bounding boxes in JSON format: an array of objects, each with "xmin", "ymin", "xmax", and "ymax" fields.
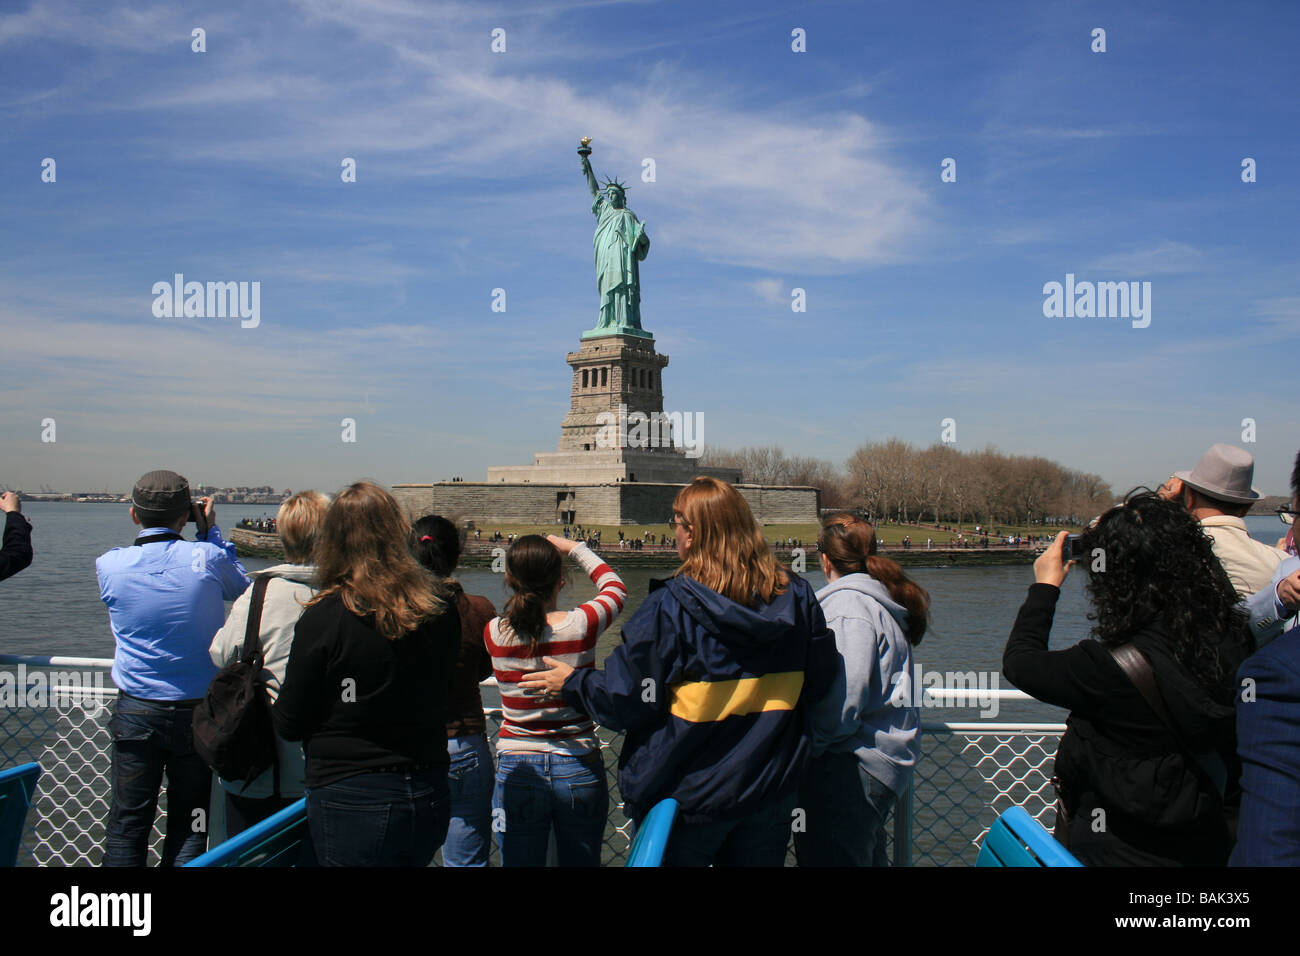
[
  {"xmin": 430, "ymin": 327, "xmax": 820, "ymax": 526},
  {"xmin": 485, "ymin": 332, "xmax": 734, "ymax": 486},
  {"xmin": 559, "ymin": 333, "xmax": 670, "ymax": 452}
]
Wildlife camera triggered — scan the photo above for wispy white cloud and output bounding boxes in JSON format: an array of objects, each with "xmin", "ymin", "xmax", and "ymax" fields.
[
  {"xmin": 751, "ymin": 277, "xmax": 785, "ymax": 306},
  {"xmin": 986, "ymin": 224, "xmax": 1055, "ymax": 246},
  {"xmin": 1087, "ymin": 241, "xmax": 1206, "ymax": 276},
  {"xmin": 5, "ymin": 0, "xmax": 932, "ymax": 274},
  {"xmin": 1252, "ymin": 296, "xmax": 1300, "ymax": 334},
  {"xmin": 0, "ymin": 1, "xmax": 181, "ymax": 50}
]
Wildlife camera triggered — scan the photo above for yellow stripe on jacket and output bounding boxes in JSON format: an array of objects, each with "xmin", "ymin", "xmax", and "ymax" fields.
[{"xmin": 669, "ymin": 672, "xmax": 805, "ymax": 723}]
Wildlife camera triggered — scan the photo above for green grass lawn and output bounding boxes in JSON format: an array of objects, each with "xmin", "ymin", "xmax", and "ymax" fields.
[{"xmin": 864, "ymin": 520, "xmax": 1080, "ymax": 545}]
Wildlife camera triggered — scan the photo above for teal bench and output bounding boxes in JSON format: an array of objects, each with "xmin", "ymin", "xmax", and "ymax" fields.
[
  {"xmin": 626, "ymin": 797, "xmax": 678, "ymax": 867},
  {"xmin": 184, "ymin": 798, "xmax": 310, "ymax": 867},
  {"xmin": 0, "ymin": 762, "xmax": 41, "ymax": 867},
  {"xmin": 976, "ymin": 805, "xmax": 1082, "ymax": 867}
]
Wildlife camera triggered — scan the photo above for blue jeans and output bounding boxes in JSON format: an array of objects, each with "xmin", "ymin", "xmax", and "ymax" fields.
[
  {"xmin": 306, "ymin": 768, "xmax": 450, "ymax": 867},
  {"xmin": 664, "ymin": 790, "xmax": 798, "ymax": 867},
  {"xmin": 442, "ymin": 734, "xmax": 494, "ymax": 867},
  {"xmin": 794, "ymin": 750, "xmax": 898, "ymax": 867},
  {"xmin": 103, "ymin": 694, "xmax": 211, "ymax": 867},
  {"xmin": 493, "ymin": 750, "xmax": 607, "ymax": 866}
]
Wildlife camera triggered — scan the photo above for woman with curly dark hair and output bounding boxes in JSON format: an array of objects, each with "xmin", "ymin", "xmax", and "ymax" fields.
[{"xmin": 1003, "ymin": 490, "xmax": 1253, "ymax": 866}]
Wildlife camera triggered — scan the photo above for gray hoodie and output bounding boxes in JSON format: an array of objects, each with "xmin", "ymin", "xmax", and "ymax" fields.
[
  {"xmin": 810, "ymin": 572, "xmax": 920, "ymax": 796},
  {"xmin": 209, "ymin": 564, "xmax": 316, "ymax": 799}
]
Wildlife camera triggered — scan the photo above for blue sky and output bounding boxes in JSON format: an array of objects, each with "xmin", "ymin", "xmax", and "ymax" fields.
[{"xmin": 2, "ymin": 0, "xmax": 1297, "ymax": 496}]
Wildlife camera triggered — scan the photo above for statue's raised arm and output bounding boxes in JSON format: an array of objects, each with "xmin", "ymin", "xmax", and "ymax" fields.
[{"xmin": 578, "ymin": 138, "xmax": 599, "ymax": 203}]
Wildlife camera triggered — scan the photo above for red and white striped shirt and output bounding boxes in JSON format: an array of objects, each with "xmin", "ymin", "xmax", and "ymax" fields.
[{"xmin": 486, "ymin": 543, "xmax": 627, "ymax": 754}]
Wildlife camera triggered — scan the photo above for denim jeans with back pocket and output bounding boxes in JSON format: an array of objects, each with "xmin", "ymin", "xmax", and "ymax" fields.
[
  {"xmin": 493, "ymin": 750, "xmax": 608, "ymax": 866},
  {"xmin": 103, "ymin": 693, "xmax": 212, "ymax": 867},
  {"xmin": 442, "ymin": 734, "xmax": 494, "ymax": 866},
  {"xmin": 307, "ymin": 768, "xmax": 450, "ymax": 867}
]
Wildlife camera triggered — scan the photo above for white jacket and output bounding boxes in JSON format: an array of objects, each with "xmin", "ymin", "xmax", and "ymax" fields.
[
  {"xmin": 209, "ymin": 564, "xmax": 316, "ymax": 799},
  {"xmin": 1200, "ymin": 516, "xmax": 1287, "ymax": 598}
]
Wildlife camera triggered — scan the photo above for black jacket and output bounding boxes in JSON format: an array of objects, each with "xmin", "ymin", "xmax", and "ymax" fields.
[
  {"xmin": 1003, "ymin": 583, "xmax": 1246, "ymax": 866},
  {"xmin": 0, "ymin": 511, "xmax": 33, "ymax": 582},
  {"xmin": 273, "ymin": 592, "xmax": 460, "ymax": 787}
]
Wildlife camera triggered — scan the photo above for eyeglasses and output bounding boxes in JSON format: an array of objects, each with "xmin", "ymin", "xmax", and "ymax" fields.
[
  {"xmin": 667, "ymin": 514, "xmax": 689, "ymax": 530},
  {"xmin": 1277, "ymin": 507, "xmax": 1299, "ymax": 526}
]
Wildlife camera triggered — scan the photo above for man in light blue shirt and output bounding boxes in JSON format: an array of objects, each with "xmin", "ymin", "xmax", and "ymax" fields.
[{"xmin": 96, "ymin": 470, "xmax": 249, "ymax": 866}]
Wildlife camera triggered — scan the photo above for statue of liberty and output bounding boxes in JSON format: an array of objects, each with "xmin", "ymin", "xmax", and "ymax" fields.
[{"xmin": 578, "ymin": 139, "xmax": 651, "ymax": 338}]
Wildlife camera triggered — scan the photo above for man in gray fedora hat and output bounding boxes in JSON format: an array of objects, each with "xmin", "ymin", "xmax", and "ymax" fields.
[{"xmin": 1158, "ymin": 443, "xmax": 1286, "ymax": 597}]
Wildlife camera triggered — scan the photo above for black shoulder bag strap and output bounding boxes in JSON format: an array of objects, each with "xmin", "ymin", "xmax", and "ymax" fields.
[
  {"xmin": 242, "ymin": 576, "xmax": 271, "ymax": 665},
  {"xmin": 242, "ymin": 576, "xmax": 280, "ymax": 798},
  {"xmin": 1108, "ymin": 643, "xmax": 1227, "ymax": 798}
]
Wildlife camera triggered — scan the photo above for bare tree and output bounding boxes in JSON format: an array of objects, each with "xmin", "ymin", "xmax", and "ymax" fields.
[
  {"xmin": 701, "ymin": 445, "xmax": 844, "ymax": 506},
  {"xmin": 845, "ymin": 441, "xmax": 891, "ymax": 520},
  {"xmin": 715, "ymin": 438, "xmax": 1112, "ymax": 529},
  {"xmin": 916, "ymin": 443, "xmax": 959, "ymax": 524}
]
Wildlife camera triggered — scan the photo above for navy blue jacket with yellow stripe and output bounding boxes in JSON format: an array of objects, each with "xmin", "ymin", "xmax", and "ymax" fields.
[{"xmin": 562, "ymin": 570, "xmax": 837, "ymax": 824}]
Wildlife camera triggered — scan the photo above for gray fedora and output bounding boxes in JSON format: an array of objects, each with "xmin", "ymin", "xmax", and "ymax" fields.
[{"xmin": 1173, "ymin": 443, "xmax": 1261, "ymax": 504}]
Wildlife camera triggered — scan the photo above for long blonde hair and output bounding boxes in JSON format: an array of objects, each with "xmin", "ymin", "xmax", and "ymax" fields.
[
  {"xmin": 307, "ymin": 481, "xmax": 448, "ymax": 640},
  {"xmin": 673, "ymin": 476, "xmax": 789, "ymax": 606}
]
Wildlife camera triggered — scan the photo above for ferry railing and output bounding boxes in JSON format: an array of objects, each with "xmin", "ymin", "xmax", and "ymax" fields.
[{"xmin": 0, "ymin": 654, "xmax": 1064, "ymax": 867}]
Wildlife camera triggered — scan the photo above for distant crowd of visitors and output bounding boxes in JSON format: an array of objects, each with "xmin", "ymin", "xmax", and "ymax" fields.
[
  {"xmin": 236, "ymin": 516, "xmax": 277, "ymax": 533},
  {"xmin": 451, "ymin": 524, "xmax": 1037, "ymax": 557},
  {"xmin": 6, "ymin": 438, "xmax": 1300, "ymax": 868}
]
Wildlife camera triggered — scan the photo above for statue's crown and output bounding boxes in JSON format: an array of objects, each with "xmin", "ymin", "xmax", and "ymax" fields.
[{"xmin": 602, "ymin": 177, "xmax": 628, "ymax": 193}]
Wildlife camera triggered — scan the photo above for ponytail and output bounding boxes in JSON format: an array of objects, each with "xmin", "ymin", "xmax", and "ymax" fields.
[
  {"xmin": 864, "ymin": 554, "xmax": 931, "ymax": 646},
  {"xmin": 819, "ymin": 512, "xmax": 931, "ymax": 646},
  {"xmin": 503, "ymin": 534, "xmax": 564, "ymax": 655},
  {"xmin": 505, "ymin": 591, "xmax": 549, "ymax": 656}
]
